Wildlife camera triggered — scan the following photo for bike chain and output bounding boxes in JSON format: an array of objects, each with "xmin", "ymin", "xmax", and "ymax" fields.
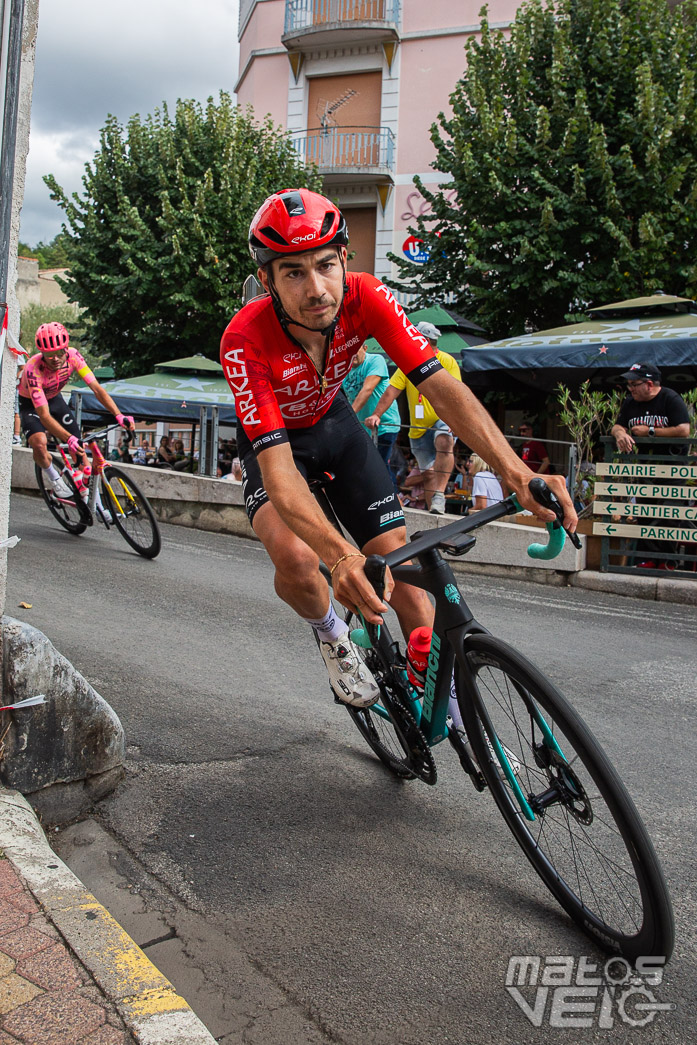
[{"xmin": 382, "ymin": 688, "xmax": 437, "ymax": 786}]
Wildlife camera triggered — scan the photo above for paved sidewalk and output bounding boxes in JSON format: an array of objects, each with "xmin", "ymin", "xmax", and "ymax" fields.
[
  {"xmin": 0, "ymin": 789, "xmax": 216, "ymax": 1045},
  {"xmin": 0, "ymin": 852, "xmax": 134, "ymax": 1044}
]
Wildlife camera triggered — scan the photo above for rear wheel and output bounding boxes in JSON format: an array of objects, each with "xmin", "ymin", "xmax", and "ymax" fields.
[
  {"xmin": 456, "ymin": 633, "xmax": 674, "ymax": 961},
  {"xmin": 35, "ymin": 459, "xmax": 89, "ymax": 535},
  {"xmin": 102, "ymin": 466, "xmax": 161, "ymax": 558}
]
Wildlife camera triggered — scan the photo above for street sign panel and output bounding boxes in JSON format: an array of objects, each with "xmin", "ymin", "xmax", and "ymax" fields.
[
  {"xmin": 595, "ymin": 482, "xmax": 696, "ymax": 501},
  {"xmin": 594, "ymin": 502, "xmax": 697, "ymax": 521},
  {"xmin": 593, "ymin": 522, "xmax": 697, "ymax": 542},
  {"xmin": 596, "ymin": 462, "xmax": 697, "ymax": 480}
]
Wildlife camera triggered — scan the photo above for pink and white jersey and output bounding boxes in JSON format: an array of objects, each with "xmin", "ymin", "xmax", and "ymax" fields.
[{"xmin": 18, "ymin": 347, "xmax": 96, "ymax": 409}]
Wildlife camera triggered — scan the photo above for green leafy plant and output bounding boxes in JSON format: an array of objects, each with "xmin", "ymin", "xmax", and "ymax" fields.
[
  {"xmin": 45, "ymin": 94, "xmax": 322, "ymax": 377},
  {"xmin": 556, "ymin": 380, "xmax": 623, "ymax": 505},
  {"xmin": 388, "ymin": 0, "xmax": 697, "ymax": 339}
]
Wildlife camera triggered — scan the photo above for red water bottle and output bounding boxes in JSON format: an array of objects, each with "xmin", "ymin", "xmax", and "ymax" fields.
[{"xmin": 406, "ymin": 626, "xmax": 432, "ymax": 693}]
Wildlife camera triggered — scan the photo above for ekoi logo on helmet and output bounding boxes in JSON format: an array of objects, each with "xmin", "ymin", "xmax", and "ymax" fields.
[{"xmin": 292, "ymin": 233, "xmax": 317, "ymax": 244}]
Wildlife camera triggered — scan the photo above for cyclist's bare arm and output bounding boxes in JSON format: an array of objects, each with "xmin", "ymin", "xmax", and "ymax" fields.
[
  {"xmin": 419, "ymin": 369, "xmax": 577, "ymax": 530},
  {"xmin": 258, "ymin": 441, "xmax": 393, "ymax": 620},
  {"xmin": 90, "ymin": 381, "xmax": 134, "ymax": 426}
]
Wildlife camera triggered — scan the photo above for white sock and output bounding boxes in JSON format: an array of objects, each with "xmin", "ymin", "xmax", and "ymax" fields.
[
  {"xmin": 43, "ymin": 464, "xmax": 60, "ymax": 481},
  {"xmin": 304, "ymin": 604, "xmax": 346, "ymax": 643}
]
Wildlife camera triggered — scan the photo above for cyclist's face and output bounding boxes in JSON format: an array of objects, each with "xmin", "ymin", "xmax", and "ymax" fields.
[
  {"xmin": 41, "ymin": 349, "xmax": 67, "ymax": 371},
  {"xmin": 264, "ymin": 247, "xmax": 346, "ymax": 330}
]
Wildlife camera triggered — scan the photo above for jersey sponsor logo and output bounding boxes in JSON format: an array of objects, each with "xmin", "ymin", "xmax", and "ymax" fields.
[
  {"xmin": 335, "ymin": 334, "xmax": 361, "ymax": 353},
  {"xmin": 379, "ymin": 509, "xmax": 403, "ymax": 526},
  {"xmin": 251, "ymin": 430, "xmax": 285, "ymax": 453},
  {"xmin": 283, "ymin": 352, "xmax": 302, "ymax": 363},
  {"xmin": 62, "ymin": 413, "xmax": 72, "ymax": 425},
  {"xmin": 373, "ymin": 282, "xmax": 431, "ymax": 354},
  {"xmin": 368, "ymin": 495, "xmax": 395, "ymax": 510},
  {"xmin": 282, "ymin": 365, "xmax": 306, "ymax": 380},
  {"xmin": 222, "ymin": 345, "xmax": 260, "ymax": 426}
]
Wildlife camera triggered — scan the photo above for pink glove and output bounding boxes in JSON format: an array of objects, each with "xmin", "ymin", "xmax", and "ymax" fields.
[
  {"xmin": 67, "ymin": 435, "xmax": 82, "ymax": 455},
  {"xmin": 116, "ymin": 413, "xmax": 134, "ymax": 429}
]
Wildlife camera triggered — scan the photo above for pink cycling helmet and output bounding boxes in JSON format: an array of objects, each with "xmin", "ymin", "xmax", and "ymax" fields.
[
  {"xmin": 249, "ymin": 188, "xmax": 348, "ymax": 266},
  {"xmin": 35, "ymin": 322, "xmax": 69, "ymax": 353}
]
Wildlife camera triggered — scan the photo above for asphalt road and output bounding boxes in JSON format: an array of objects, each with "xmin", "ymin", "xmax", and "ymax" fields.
[{"xmin": 6, "ymin": 491, "xmax": 697, "ymax": 1044}]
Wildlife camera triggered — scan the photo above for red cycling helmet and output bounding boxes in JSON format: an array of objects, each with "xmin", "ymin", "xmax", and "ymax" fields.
[
  {"xmin": 249, "ymin": 188, "xmax": 348, "ymax": 266},
  {"xmin": 35, "ymin": 322, "xmax": 69, "ymax": 353}
]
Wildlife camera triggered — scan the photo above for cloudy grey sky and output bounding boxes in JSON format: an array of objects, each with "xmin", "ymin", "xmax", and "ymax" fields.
[{"xmin": 20, "ymin": 0, "xmax": 240, "ymax": 245}]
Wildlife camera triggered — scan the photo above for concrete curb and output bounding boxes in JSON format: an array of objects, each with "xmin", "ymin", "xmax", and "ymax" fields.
[{"xmin": 0, "ymin": 787, "xmax": 216, "ymax": 1045}]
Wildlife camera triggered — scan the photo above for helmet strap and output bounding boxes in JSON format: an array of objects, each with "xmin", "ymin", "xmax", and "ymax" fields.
[{"xmin": 265, "ymin": 252, "xmax": 347, "ymax": 346}]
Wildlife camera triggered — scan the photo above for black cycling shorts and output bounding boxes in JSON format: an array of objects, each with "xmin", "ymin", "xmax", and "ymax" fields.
[
  {"xmin": 18, "ymin": 393, "xmax": 80, "ymax": 441},
  {"xmin": 236, "ymin": 392, "xmax": 405, "ymax": 550}
]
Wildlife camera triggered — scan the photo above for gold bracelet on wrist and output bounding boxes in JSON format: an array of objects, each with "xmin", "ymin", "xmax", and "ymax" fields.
[{"xmin": 329, "ymin": 551, "xmax": 364, "ymax": 578}]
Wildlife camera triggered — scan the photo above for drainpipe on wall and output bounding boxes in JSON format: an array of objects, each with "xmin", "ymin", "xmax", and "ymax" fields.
[{"xmin": 0, "ymin": 0, "xmax": 38, "ymax": 624}]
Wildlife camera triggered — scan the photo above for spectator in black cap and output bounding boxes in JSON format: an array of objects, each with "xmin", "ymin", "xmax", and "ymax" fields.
[
  {"xmin": 610, "ymin": 362, "xmax": 691, "ymax": 570},
  {"xmin": 611, "ymin": 363, "xmax": 689, "ymax": 456}
]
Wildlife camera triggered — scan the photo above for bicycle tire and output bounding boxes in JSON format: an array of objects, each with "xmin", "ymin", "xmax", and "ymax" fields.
[
  {"xmin": 102, "ymin": 466, "xmax": 162, "ymax": 558},
  {"xmin": 455, "ymin": 633, "xmax": 674, "ymax": 962},
  {"xmin": 34, "ymin": 459, "xmax": 89, "ymax": 535}
]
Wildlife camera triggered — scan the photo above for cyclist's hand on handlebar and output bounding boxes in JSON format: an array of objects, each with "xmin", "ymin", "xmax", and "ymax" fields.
[
  {"xmin": 513, "ymin": 472, "xmax": 578, "ymax": 533},
  {"xmin": 67, "ymin": 435, "xmax": 82, "ymax": 456},
  {"xmin": 331, "ymin": 554, "xmax": 393, "ymax": 624},
  {"xmin": 116, "ymin": 413, "xmax": 135, "ymax": 430}
]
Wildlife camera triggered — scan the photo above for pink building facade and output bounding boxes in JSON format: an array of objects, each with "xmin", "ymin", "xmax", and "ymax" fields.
[{"xmin": 236, "ymin": 1, "xmax": 520, "ymax": 286}]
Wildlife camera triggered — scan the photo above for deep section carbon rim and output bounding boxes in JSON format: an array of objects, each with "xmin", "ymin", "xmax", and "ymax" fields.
[
  {"xmin": 456, "ymin": 634, "xmax": 674, "ymax": 961},
  {"xmin": 102, "ymin": 467, "xmax": 161, "ymax": 558},
  {"xmin": 34, "ymin": 460, "xmax": 89, "ymax": 535}
]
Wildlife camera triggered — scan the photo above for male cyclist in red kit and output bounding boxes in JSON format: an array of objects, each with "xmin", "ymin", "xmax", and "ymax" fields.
[{"xmin": 221, "ymin": 189, "xmax": 576, "ymax": 708}]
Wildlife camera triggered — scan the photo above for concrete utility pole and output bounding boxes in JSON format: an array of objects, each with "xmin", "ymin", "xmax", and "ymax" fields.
[{"xmin": 0, "ymin": 0, "xmax": 38, "ymax": 616}]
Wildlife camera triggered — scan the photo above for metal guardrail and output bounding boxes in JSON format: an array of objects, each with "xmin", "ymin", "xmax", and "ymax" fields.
[
  {"xmin": 284, "ymin": 0, "xmax": 400, "ymax": 34},
  {"xmin": 291, "ymin": 127, "xmax": 395, "ymax": 172}
]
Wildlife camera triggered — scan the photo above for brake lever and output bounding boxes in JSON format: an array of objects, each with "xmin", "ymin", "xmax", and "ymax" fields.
[{"xmin": 528, "ymin": 477, "xmax": 582, "ymax": 549}]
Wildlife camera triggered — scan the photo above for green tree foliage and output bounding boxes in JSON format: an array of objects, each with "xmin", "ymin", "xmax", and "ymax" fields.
[
  {"xmin": 389, "ymin": 0, "xmax": 697, "ymax": 339},
  {"xmin": 45, "ymin": 93, "xmax": 322, "ymax": 376},
  {"xmin": 18, "ymin": 232, "xmax": 72, "ymax": 269}
]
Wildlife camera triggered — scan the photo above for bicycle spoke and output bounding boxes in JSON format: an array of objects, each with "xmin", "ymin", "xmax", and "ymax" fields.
[{"xmin": 458, "ymin": 635, "xmax": 673, "ymax": 960}]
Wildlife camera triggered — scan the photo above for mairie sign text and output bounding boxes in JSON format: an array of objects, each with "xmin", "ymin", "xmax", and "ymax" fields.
[{"xmin": 596, "ymin": 462, "xmax": 697, "ymax": 480}]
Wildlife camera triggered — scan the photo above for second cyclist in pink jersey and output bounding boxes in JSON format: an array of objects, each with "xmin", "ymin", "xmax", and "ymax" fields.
[
  {"xmin": 18, "ymin": 322, "xmax": 134, "ymax": 499},
  {"xmin": 221, "ymin": 189, "xmax": 576, "ymax": 708}
]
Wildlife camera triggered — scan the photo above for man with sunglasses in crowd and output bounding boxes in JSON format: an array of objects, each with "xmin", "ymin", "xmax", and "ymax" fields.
[
  {"xmin": 18, "ymin": 322, "xmax": 134, "ymax": 498},
  {"xmin": 611, "ymin": 362, "xmax": 691, "ymax": 569}
]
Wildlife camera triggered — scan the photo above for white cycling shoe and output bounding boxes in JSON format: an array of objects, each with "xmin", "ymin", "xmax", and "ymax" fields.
[
  {"xmin": 320, "ymin": 631, "xmax": 380, "ymax": 708},
  {"xmin": 50, "ymin": 475, "xmax": 73, "ymax": 499}
]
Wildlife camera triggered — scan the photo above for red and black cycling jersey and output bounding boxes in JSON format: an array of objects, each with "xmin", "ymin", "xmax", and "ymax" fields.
[{"xmin": 220, "ymin": 271, "xmax": 442, "ymax": 453}]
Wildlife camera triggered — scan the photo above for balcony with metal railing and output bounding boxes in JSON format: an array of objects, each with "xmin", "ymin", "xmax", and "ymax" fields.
[
  {"xmin": 283, "ymin": 0, "xmax": 400, "ymax": 49},
  {"xmin": 291, "ymin": 126, "xmax": 395, "ymax": 183}
]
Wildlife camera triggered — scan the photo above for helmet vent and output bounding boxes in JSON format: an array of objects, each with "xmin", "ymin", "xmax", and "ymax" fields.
[
  {"xmin": 259, "ymin": 225, "xmax": 289, "ymax": 246},
  {"xmin": 319, "ymin": 212, "xmax": 336, "ymax": 238},
  {"xmin": 281, "ymin": 191, "xmax": 306, "ymax": 216}
]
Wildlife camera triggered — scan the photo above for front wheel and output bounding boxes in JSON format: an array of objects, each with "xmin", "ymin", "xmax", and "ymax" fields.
[
  {"xmin": 101, "ymin": 466, "xmax": 161, "ymax": 558},
  {"xmin": 455, "ymin": 634, "xmax": 674, "ymax": 962},
  {"xmin": 35, "ymin": 459, "xmax": 89, "ymax": 535}
]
